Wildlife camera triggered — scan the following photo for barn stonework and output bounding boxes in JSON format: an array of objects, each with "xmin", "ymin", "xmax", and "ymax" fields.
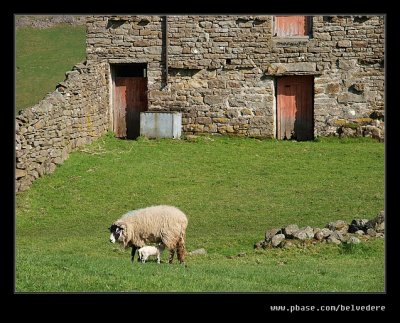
[
  {"xmin": 86, "ymin": 15, "xmax": 384, "ymax": 139},
  {"xmin": 15, "ymin": 15, "xmax": 385, "ymax": 192}
]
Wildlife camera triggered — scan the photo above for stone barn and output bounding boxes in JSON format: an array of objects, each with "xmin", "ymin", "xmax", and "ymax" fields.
[
  {"xmin": 86, "ymin": 15, "xmax": 384, "ymax": 140},
  {"xmin": 15, "ymin": 15, "xmax": 385, "ymax": 192}
]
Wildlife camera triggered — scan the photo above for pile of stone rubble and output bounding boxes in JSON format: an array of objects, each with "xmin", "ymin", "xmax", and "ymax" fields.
[{"xmin": 254, "ymin": 210, "xmax": 384, "ymax": 249}]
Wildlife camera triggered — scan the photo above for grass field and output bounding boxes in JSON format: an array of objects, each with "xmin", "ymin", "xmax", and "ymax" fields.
[
  {"xmin": 15, "ymin": 135, "xmax": 385, "ymax": 292},
  {"xmin": 15, "ymin": 25, "xmax": 86, "ymax": 112}
]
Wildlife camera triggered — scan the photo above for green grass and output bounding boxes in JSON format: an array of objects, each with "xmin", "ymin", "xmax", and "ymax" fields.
[
  {"xmin": 15, "ymin": 135, "xmax": 385, "ymax": 292},
  {"xmin": 15, "ymin": 25, "xmax": 86, "ymax": 112}
]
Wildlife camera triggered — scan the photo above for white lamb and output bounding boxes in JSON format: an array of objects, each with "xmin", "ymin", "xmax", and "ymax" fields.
[{"xmin": 138, "ymin": 244, "xmax": 165, "ymax": 264}]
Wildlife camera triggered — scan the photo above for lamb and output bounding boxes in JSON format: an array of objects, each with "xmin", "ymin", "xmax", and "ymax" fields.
[
  {"xmin": 109, "ymin": 205, "xmax": 188, "ymax": 264},
  {"xmin": 138, "ymin": 243, "xmax": 165, "ymax": 264}
]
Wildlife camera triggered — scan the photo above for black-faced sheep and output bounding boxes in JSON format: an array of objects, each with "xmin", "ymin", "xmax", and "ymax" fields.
[
  {"xmin": 109, "ymin": 205, "xmax": 188, "ymax": 264},
  {"xmin": 138, "ymin": 243, "xmax": 165, "ymax": 264}
]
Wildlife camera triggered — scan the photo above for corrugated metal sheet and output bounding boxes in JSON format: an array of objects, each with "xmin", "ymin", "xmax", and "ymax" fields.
[{"xmin": 140, "ymin": 112, "xmax": 182, "ymax": 139}]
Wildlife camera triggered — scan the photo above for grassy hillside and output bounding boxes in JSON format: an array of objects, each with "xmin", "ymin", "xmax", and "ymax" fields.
[
  {"xmin": 15, "ymin": 135, "xmax": 385, "ymax": 292},
  {"xmin": 15, "ymin": 25, "xmax": 86, "ymax": 112}
]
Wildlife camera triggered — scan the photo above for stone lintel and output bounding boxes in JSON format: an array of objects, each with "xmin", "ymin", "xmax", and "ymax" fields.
[{"xmin": 265, "ymin": 62, "xmax": 318, "ymax": 76}]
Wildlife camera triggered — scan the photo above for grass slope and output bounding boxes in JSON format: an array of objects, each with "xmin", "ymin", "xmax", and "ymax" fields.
[
  {"xmin": 15, "ymin": 135, "xmax": 385, "ymax": 292},
  {"xmin": 15, "ymin": 25, "xmax": 86, "ymax": 112}
]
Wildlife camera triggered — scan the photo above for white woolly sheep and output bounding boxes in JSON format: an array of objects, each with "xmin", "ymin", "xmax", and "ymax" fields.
[
  {"xmin": 109, "ymin": 205, "xmax": 188, "ymax": 264},
  {"xmin": 138, "ymin": 244, "xmax": 165, "ymax": 264}
]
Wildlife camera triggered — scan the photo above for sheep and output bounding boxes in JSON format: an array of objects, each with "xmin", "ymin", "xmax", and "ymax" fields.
[
  {"xmin": 109, "ymin": 205, "xmax": 188, "ymax": 264},
  {"xmin": 138, "ymin": 243, "xmax": 165, "ymax": 264}
]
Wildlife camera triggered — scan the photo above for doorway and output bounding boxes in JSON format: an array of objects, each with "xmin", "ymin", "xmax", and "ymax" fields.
[
  {"xmin": 277, "ymin": 75, "xmax": 314, "ymax": 141},
  {"xmin": 112, "ymin": 63, "xmax": 148, "ymax": 139}
]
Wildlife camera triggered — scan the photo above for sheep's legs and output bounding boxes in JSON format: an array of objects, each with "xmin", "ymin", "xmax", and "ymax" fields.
[
  {"xmin": 131, "ymin": 246, "xmax": 137, "ymax": 263},
  {"xmin": 177, "ymin": 246, "xmax": 185, "ymax": 264},
  {"xmin": 177, "ymin": 236, "xmax": 186, "ymax": 264},
  {"xmin": 168, "ymin": 238, "xmax": 186, "ymax": 264},
  {"xmin": 168, "ymin": 249, "xmax": 175, "ymax": 264}
]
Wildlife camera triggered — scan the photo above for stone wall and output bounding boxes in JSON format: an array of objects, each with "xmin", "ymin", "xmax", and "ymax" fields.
[
  {"xmin": 16, "ymin": 15, "xmax": 384, "ymax": 191},
  {"xmin": 15, "ymin": 15, "xmax": 86, "ymax": 28},
  {"xmin": 86, "ymin": 15, "xmax": 163, "ymax": 94},
  {"xmin": 86, "ymin": 15, "xmax": 384, "ymax": 138},
  {"xmin": 15, "ymin": 61, "xmax": 109, "ymax": 192}
]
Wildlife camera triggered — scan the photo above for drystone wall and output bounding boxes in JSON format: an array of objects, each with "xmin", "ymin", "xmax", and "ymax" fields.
[
  {"xmin": 86, "ymin": 15, "xmax": 384, "ymax": 138},
  {"xmin": 15, "ymin": 61, "xmax": 109, "ymax": 192},
  {"xmin": 15, "ymin": 15, "xmax": 86, "ymax": 28}
]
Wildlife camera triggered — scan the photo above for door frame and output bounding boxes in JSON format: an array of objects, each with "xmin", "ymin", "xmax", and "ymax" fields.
[{"xmin": 110, "ymin": 63, "xmax": 148, "ymax": 139}]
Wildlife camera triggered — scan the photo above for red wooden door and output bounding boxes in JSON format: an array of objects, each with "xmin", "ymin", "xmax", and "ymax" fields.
[
  {"xmin": 114, "ymin": 77, "xmax": 147, "ymax": 139},
  {"xmin": 277, "ymin": 76, "xmax": 313, "ymax": 141}
]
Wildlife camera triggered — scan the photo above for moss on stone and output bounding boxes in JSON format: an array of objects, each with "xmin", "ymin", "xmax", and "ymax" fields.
[
  {"xmin": 343, "ymin": 123, "xmax": 359, "ymax": 129},
  {"xmin": 353, "ymin": 117, "xmax": 373, "ymax": 124},
  {"xmin": 334, "ymin": 119, "xmax": 347, "ymax": 126}
]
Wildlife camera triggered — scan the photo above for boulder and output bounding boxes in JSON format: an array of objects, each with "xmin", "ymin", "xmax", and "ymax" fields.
[
  {"xmin": 348, "ymin": 219, "xmax": 369, "ymax": 233},
  {"xmin": 265, "ymin": 228, "xmax": 282, "ymax": 242},
  {"xmin": 365, "ymin": 210, "xmax": 385, "ymax": 231},
  {"xmin": 188, "ymin": 248, "xmax": 207, "ymax": 255},
  {"xmin": 282, "ymin": 224, "xmax": 299, "ymax": 238},
  {"xmin": 326, "ymin": 220, "xmax": 348, "ymax": 234},
  {"xmin": 271, "ymin": 234, "xmax": 286, "ymax": 247},
  {"xmin": 254, "ymin": 240, "xmax": 267, "ymax": 249},
  {"xmin": 327, "ymin": 236, "xmax": 341, "ymax": 245}
]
